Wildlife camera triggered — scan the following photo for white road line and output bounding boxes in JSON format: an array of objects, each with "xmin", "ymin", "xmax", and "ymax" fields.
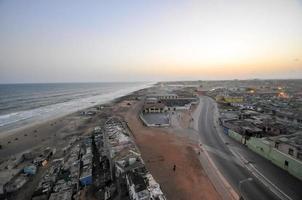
[
  {"xmin": 210, "ymin": 98, "xmax": 293, "ymax": 200},
  {"xmin": 197, "ymin": 97, "xmax": 239, "ymax": 200}
]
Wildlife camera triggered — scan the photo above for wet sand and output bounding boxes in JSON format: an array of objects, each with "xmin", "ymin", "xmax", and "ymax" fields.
[
  {"xmin": 0, "ymin": 88, "xmax": 147, "ymax": 161},
  {"xmin": 0, "ymin": 86, "xmax": 221, "ymax": 199}
]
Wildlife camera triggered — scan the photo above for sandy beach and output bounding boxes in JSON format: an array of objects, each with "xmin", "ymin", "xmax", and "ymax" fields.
[
  {"xmin": 0, "ymin": 86, "xmax": 221, "ymax": 199},
  {"xmin": 117, "ymin": 92, "xmax": 221, "ymax": 199},
  {"xmin": 0, "ymin": 89, "xmax": 146, "ymax": 162}
]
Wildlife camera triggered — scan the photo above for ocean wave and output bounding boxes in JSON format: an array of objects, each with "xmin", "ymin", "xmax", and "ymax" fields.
[{"xmin": 0, "ymin": 83, "xmax": 153, "ymax": 129}]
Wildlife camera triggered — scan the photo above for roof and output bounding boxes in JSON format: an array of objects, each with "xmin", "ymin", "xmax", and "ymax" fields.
[
  {"xmin": 127, "ymin": 171, "xmax": 148, "ymax": 193},
  {"xmin": 80, "ymin": 165, "xmax": 92, "ymax": 179},
  {"xmin": 0, "ymin": 168, "xmax": 22, "ymax": 186},
  {"xmin": 161, "ymin": 99, "xmax": 192, "ymax": 107},
  {"xmin": 270, "ymin": 132, "xmax": 302, "ymax": 149},
  {"xmin": 49, "ymin": 189, "xmax": 73, "ymax": 200},
  {"xmin": 143, "ymin": 102, "xmax": 166, "ymax": 110},
  {"xmin": 148, "ymin": 93, "xmax": 178, "ymax": 97}
]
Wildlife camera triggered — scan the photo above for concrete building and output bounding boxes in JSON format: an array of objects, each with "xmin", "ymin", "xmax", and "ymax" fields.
[
  {"xmin": 5, "ymin": 174, "xmax": 28, "ymax": 193},
  {"xmin": 147, "ymin": 93, "xmax": 178, "ymax": 100},
  {"xmin": 270, "ymin": 132, "xmax": 302, "ymax": 161},
  {"xmin": 161, "ymin": 98, "xmax": 195, "ymax": 111},
  {"xmin": 49, "ymin": 189, "xmax": 73, "ymax": 200},
  {"xmin": 0, "ymin": 169, "xmax": 21, "ymax": 196},
  {"xmin": 142, "ymin": 103, "xmax": 166, "ymax": 113},
  {"xmin": 145, "ymin": 97, "xmax": 158, "ymax": 104},
  {"xmin": 105, "ymin": 118, "xmax": 166, "ymax": 199},
  {"xmin": 217, "ymin": 95, "xmax": 244, "ymax": 103},
  {"xmin": 126, "ymin": 171, "xmax": 150, "ymax": 200}
]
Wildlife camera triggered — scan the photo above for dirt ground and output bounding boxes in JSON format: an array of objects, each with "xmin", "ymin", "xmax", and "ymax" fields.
[
  {"xmin": 121, "ymin": 100, "xmax": 221, "ymax": 200},
  {"xmin": 0, "ymin": 87, "xmax": 221, "ymax": 200},
  {"xmin": 0, "ymin": 102, "xmax": 115, "ymax": 161}
]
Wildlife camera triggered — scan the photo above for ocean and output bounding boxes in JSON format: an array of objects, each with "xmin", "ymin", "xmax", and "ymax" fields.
[{"xmin": 0, "ymin": 82, "xmax": 151, "ymax": 131}]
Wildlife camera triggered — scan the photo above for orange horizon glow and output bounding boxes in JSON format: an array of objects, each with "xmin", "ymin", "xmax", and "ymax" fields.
[{"xmin": 0, "ymin": 0, "xmax": 302, "ymax": 82}]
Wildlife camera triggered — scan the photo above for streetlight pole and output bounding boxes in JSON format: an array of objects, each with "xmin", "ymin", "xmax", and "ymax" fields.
[{"xmin": 238, "ymin": 177, "xmax": 253, "ymax": 200}]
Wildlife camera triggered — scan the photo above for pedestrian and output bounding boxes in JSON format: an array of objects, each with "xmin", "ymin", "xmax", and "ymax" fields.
[{"xmin": 173, "ymin": 164, "xmax": 176, "ymax": 172}]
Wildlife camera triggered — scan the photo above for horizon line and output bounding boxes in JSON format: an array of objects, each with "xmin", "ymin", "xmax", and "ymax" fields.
[{"xmin": 0, "ymin": 78, "xmax": 301, "ymax": 85}]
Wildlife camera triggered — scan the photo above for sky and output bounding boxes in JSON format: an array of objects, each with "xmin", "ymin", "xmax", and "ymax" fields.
[{"xmin": 0, "ymin": 0, "xmax": 302, "ymax": 83}]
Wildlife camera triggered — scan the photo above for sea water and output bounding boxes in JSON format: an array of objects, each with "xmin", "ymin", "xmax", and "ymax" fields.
[{"xmin": 0, "ymin": 82, "xmax": 151, "ymax": 131}]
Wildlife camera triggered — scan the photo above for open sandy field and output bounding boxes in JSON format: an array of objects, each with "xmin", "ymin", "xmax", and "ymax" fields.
[
  {"xmin": 0, "ymin": 87, "xmax": 221, "ymax": 200},
  {"xmin": 121, "ymin": 99, "xmax": 221, "ymax": 200}
]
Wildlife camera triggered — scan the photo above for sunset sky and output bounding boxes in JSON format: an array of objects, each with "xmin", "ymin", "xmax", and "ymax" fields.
[{"xmin": 0, "ymin": 0, "xmax": 302, "ymax": 83}]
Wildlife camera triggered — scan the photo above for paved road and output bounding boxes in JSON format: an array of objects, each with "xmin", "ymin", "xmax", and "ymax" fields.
[{"xmin": 196, "ymin": 96, "xmax": 302, "ymax": 200}]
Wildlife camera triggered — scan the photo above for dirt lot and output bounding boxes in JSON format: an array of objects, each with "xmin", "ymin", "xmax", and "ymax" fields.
[{"xmin": 121, "ymin": 100, "xmax": 221, "ymax": 200}]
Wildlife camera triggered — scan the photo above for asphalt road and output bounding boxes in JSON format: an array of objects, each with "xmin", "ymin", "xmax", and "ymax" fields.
[{"xmin": 196, "ymin": 96, "xmax": 301, "ymax": 200}]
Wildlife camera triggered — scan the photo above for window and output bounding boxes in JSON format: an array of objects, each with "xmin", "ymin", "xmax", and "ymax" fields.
[
  {"xmin": 274, "ymin": 142, "xmax": 279, "ymax": 149},
  {"xmin": 288, "ymin": 148, "xmax": 294, "ymax": 156},
  {"xmin": 297, "ymin": 153, "xmax": 302, "ymax": 161},
  {"xmin": 284, "ymin": 160, "xmax": 289, "ymax": 167}
]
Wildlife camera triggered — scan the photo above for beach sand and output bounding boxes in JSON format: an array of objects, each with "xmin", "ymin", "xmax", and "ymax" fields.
[
  {"xmin": 0, "ymin": 88, "xmax": 146, "ymax": 161},
  {"xmin": 0, "ymin": 106, "xmax": 107, "ymax": 161},
  {"xmin": 119, "ymin": 95, "xmax": 221, "ymax": 200},
  {"xmin": 0, "ymin": 87, "xmax": 221, "ymax": 200}
]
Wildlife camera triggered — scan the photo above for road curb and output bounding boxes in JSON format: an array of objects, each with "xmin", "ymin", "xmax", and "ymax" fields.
[{"xmin": 199, "ymin": 144, "xmax": 240, "ymax": 200}]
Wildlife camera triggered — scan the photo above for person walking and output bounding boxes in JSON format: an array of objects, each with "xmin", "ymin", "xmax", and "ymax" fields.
[{"xmin": 173, "ymin": 164, "xmax": 176, "ymax": 172}]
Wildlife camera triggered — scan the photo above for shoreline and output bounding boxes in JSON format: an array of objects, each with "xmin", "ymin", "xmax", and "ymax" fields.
[
  {"xmin": 0, "ymin": 87, "xmax": 152, "ymax": 161},
  {"xmin": 0, "ymin": 83, "xmax": 223, "ymax": 200},
  {"xmin": 0, "ymin": 83, "xmax": 153, "ymax": 138}
]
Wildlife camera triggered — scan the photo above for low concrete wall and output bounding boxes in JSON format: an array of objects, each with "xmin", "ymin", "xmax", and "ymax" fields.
[
  {"xmin": 226, "ymin": 129, "xmax": 302, "ymax": 181},
  {"xmin": 228, "ymin": 129, "xmax": 243, "ymax": 143},
  {"xmin": 246, "ymin": 137, "xmax": 271, "ymax": 160},
  {"xmin": 270, "ymin": 148, "xmax": 302, "ymax": 180},
  {"xmin": 139, "ymin": 113, "xmax": 170, "ymax": 127}
]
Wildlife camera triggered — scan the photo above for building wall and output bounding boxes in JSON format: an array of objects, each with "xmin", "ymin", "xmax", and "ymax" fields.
[
  {"xmin": 223, "ymin": 125, "xmax": 302, "ymax": 181},
  {"xmin": 167, "ymin": 104, "xmax": 191, "ymax": 111},
  {"xmin": 216, "ymin": 96, "xmax": 244, "ymax": 103},
  {"xmin": 228, "ymin": 129, "xmax": 243, "ymax": 143},
  {"xmin": 276, "ymin": 143, "xmax": 298, "ymax": 158},
  {"xmin": 245, "ymin": 137, "xmax": 302, "ymax": 181},
  {"xmin": 224, "ymin": 97, "xmax": 244, "ymax": 103},
  {"xmin": 246, "ymin": 137, "xmax": 271, "ymax": 160},
  {"xmin": 139, "ymin": 114, "xmax": 170, "ymax": 127},
  {"xmin": 143, "ymin": 107, "xmax": 165, "ymax": 113},
  {"xmin": 159, "ymin": 95, "xmax": 178, "ymax": 100},
  {"xmin": 269, "ymin": 149, "xmax": 302, "ymax": 180}
]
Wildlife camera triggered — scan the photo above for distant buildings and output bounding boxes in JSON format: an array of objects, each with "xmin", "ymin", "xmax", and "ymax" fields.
[
  {"xmin": 143, "ymin": 102, "xmax": 166, "ymax": 113},
  {"xmin": 211, "ymin": 82, "xmax": 302, "ymax": 181},
  {"xmin": 140, "ymin": 91, "xmax": 198, "ymax": 127},
  {"xmin": 147, "ymin": 93, "xmax": 178, "ymax": 100}
]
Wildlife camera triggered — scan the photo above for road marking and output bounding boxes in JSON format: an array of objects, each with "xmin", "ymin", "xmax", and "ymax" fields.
[
  {"xmin": 209, "ymin": 98, "xmax": 293, "ymax": 200},
  {"xmin": 200, "ymin": 143, "xmax": 240, "ymax": 200},
  {"xmin": 239, "ymin": 153, "xmax": 293, "ymax": 200},
  {"xmin": 202, "ymin": 145, "xmax": 242, "ymax": 165},
  {"xmin": 196, "ymin": 97, "xmax": 239, "ymax": 200}
]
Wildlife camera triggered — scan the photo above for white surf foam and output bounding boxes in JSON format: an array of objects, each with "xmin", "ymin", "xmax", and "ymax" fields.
[{"xmin": 0, "ymin": 83, "xmax": 153, "ymax": 129}]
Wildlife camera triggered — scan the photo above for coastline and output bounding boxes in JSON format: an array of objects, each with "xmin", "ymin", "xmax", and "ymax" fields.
[
  {"xmin": 0, "ymin": 83, "xmax": 223, "ymax": 200},
  {"xmin": 0, "ymin": 86, "xmax": 152, "ymax": 161},
  {"xmin": 0, "ymin": 82, "xmax": 153, "ymax": 133}
]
